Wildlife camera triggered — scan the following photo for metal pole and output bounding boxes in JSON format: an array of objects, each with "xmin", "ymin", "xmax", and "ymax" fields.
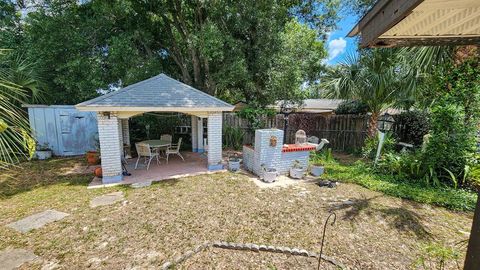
[{"xmin": 374, "ymin": 131, "xmax": 385, "ymax": 164}]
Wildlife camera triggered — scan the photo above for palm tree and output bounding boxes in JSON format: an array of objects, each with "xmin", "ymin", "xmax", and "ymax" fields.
[
  {"xmin": 321, "ymin": 49, "xmax": 422, "ymax": 137},
  {"xmin": 0, "ymin": 50, "xmax": 41, "ymax": 170}
]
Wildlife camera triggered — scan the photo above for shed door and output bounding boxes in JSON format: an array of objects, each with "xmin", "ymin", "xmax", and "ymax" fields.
[{"xmin": 58, "ymin": 110, "xmax": 90, "ymax": 155}]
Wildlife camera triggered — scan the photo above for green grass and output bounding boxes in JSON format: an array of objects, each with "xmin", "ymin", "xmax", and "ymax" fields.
[{"xmin": 322, "ymin": 161, "xmax": 477, "ymax": 211}]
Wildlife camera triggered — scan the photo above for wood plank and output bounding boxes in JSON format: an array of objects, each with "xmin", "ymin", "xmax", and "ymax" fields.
[{"xmin": 361, "ymin": 0, "xmax": 425, "ymax": 47}]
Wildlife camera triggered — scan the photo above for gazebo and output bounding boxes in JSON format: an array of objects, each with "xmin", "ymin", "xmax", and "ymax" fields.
[{"xmin": 76, "ymin": 73, "xmax": 234, "ymax": 184}]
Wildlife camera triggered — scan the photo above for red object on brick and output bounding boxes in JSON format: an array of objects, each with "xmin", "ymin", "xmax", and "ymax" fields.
[{"xmin": 282, "ymin": 144, "xmax": 316, "ymax": 152}]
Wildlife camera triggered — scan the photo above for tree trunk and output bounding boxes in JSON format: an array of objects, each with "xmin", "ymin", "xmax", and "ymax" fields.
[
  {"xmin": 464, "ymin": 191, "xmax": 480, "ymax": 270},
  {"xmin": 203, "ymin": 58, "xmax": 216, "ymax": 95},
  {"xmin": 367, "ymin": 112, "xmax": 379, "ymax": 138},
  {"xmin": 190, "ymin": 47, "xmax": 202, "ymax": 88}
]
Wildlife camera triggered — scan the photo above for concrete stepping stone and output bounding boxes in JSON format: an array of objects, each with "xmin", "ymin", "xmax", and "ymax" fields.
[
  {"xmin": 131, "ymin": 181, "xmax": 151, "ymax": 188},
  {"xmin": 90, "ymin": 191, "xmax": 124, "ymax": 208},
  {"xmin": 0, "ymin": 248, "xmax": 38, "ymax": 270},
  {"xmin": 6, "ymin": 210, "xmax": 69, "ymax": 233}
]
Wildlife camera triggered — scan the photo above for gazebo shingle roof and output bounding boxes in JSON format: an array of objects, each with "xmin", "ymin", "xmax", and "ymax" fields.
[{"xmin": 76, "ymin": 73, "xmax": 233, "ymax": 111}]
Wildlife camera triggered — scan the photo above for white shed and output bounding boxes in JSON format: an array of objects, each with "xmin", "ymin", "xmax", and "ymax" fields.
[{"xmin": 23, "ymin": 105, "xmax": 98, "ymax": 156}]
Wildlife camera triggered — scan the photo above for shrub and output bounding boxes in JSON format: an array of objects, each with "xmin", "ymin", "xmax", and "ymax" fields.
[
  {"xmin": 414, "ymin": 242, "xmax": 461, "ymax": 270},
  {"xmin": 377, "ymin": 151, "xmax": 423, "ymax": 179},
  {"xmin": 223, "ymin": 126, "xmax": 245, "ymax": 150},
  {"xmin": 335, "ymin": 100, "xmax": 368, "ymax": 115},
  {"xmin": 323, "ymin": 161, "xmax": 477, "ymax": 211},
  {"xmin": 310, "ymin": 147, "xmax": 334, "ymax": 164},
  {"xmin": 362, "ymin": 132, "xmax": 396, "ymax": 159},
  {"xmin": 393, "ymin": 110, "xmax": 430, "ymax": 146},
  {"xmin": 236, "ymin": 105, "xmax": 276, "ymax": 130},
  {"xmin": 422, "ymin": 104, "xmax": 476, "ymax": 185}
]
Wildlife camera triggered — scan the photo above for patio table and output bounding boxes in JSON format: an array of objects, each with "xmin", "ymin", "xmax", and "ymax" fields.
[
  {"xmin": 139, "ymin": 139, "xmax": 171, "ymax": 148},
  {"xmin": 139, "ymin": 139, "xmax": 171, "ymax": 158}
]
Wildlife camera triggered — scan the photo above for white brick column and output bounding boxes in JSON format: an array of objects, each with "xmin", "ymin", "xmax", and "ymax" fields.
[
  {"xmin": 118, "ymin": 119, "xmax": 123, "ymax": 157},
  {"xmin": 97, "ymin": 112, "xmax": 123, "ymax": 183},
  {"xmin": 191, "ymin": 115, "xmax": 198, "ymax": 152},
  {"xmin": 121, "ymin": 119, "xmax": 130, "ymax": 146},
  {"xmin": 197, "ymin": 117, "xmax": 204, "ymax": 152},
  {"xmin": 207, "ymin": 112, "xmax": 223, "ymax": 170}
]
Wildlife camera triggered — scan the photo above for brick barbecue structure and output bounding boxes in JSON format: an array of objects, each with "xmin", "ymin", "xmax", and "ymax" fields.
[{"xmin": 243, "ymin": 129, "xmax": 317, "ymax": 177}]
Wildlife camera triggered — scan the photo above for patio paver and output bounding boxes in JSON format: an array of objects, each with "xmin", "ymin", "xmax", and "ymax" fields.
[
  {"xmin": 88, "ymin": 152, "xmax": 226, "ymax": 188},
  {"xmin": 90, "ymin": 192, "xmax": 124, "ymax": 208},
  {"xmin": 6, "ymin": 210, "xmax": 69, "ymax": 233},
  {"xmin": 0, "ymin": 248, "xmax": 38, "ymax": 269}
]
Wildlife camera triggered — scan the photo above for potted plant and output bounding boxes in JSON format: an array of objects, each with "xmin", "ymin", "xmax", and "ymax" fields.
[
  {"xmin": 86, "ymin": 150, "xmax": 100, "ymax": 165},
  {"xmin": 310, "ymin": 160, "xmax": 325, "ymax": 177},
  {"xmin": 228, "ymin": 154, "xmax": 241, "ymax": 172},
  {"xmin": 36, "ymin": 143, "xmax": 52, "ymax": 160},
  {"xmin": 261, "ymin": 164, "xmax": 277, "ymax": 183},
  {"xmin": 289, "ymin": 160, "xmax": 305, "ymax": 179}
]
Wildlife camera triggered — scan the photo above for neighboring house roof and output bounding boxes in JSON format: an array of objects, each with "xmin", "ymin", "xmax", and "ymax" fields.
[
  {"xmin": 76, "ymin": 73, "xmax": 234, "ymax": 112},
  {"xmin": 272, "ymin": 99, "xmax": 345, "ymax": 113},
  {"xmin": 348, "ymin": 0, "xmax": 480, "ymax": 48}
]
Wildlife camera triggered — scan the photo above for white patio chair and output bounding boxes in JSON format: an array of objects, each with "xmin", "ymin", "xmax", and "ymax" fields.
[
  {"xmin": 158, "ymin": 134, "xmax": 173, "ymax": 156},
  {"xmin": 160, "ymin": 134, "xmax": 172, "ymax": 144},
  {"xmin": 166, "ymin": 138, "xmax": 184, "ymax": 163},
  {"xmin": 135, "ymin": 143, "xmax": 160, "ymax": 170}
]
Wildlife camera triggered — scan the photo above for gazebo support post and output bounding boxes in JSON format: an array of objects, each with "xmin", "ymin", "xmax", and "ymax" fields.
[
  {"xmin": 207, "ymin": 112, "xmax": 223, "ymax": 170},
  {"xmin": 97, "ymin": 112, "xmax": 124, "ymax": 183},
  {"xmin": 197, "ymin": 117, "xmax": 204, "ymax": 152},
  {"xmin": 191, "ymin": 115, "xmax": 198, "ymax": 152},
  {"xmin": 121, "ymin": 119, "xmax": 130, "ymax": 147}
]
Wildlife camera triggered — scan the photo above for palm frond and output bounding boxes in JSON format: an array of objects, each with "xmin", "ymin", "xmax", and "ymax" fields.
[{"xmin": 0, "ymin": 50, "xmax": 41, "ymax": 168}]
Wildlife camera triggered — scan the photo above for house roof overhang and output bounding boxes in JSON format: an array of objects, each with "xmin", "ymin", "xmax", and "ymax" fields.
[{"xmin": 348, "ymin": 0, "xmax": 480, "ymax": 48}]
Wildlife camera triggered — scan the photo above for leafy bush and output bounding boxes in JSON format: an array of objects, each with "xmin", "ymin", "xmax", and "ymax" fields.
[
  {"xmin": 323, "ymin": 161, "xmax": 477, "ymax": 211},
  {"xmin": 335, "ymin": 100, "xmax": 368, "ymax": 115},
  {"xmin": 236, "ymin": 105, "xmax": 276, "ymax": 130},
  {"xmin": 129, "ymin": 113, "xmax": 191, "ymax": 150},
  {"xmin": 422, "ymin": 104, "xmax": 476, "ymax": 185},
  {"xmin": 469, "ymin": 165, "xmax": 480, "ymax": 187},
  {"xmin": 466, "ymin": 154, "xmax": 480, "ymax": 188},
  {"xmin": 414, "ymin": 242, "xmax": 461, "ymax": 270},
  {"xmin": 377, "ymin": 151, "xmax": 422, "ymax": 178},
  {"xmin": 309, "ymin": 147, "xmax": 334, "ymax": 165},
  {"xmin": 393, "ymin": 110, "xmax": 430, "ymax": 146},
  {"xmin": 362, "ymin": 132, "xmax": 396, "ymax": 159},
  {"xmin": 223, "ymin": 126, "xmax": 245, "ymax": 150}
]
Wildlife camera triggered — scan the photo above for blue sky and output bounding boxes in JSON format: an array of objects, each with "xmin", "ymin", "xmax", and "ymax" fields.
[{"xmin": 325, "ymin": 13, "xmax": 359, "ymax": 65}]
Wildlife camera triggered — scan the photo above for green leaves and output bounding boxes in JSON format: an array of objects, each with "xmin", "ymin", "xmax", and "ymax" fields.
[
  {"xmin": 321, "ymin": 49, "xmax": 409, "ymax": 118},
  {"xmin": 5, "ymin": 0, "xmax": 338, "ymax": 107},
  {"xmin": 0, "ymin": 52, "xmax": 40, "ymax": 169}
]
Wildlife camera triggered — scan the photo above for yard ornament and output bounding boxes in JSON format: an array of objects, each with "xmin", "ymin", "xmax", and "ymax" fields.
[{"xmin": 316, "ymin": 138, "xmax": 330, "ymax": 151}]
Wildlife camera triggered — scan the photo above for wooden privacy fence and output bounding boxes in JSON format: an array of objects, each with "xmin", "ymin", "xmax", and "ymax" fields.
[{"xmin": 223, "ymin": 113, "xmax": 370, "ymax": 151}]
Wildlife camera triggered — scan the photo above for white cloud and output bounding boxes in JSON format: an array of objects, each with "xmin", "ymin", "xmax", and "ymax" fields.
[{"xmin": 327, "ymin": 38, "xmax": 347, "ymax": 60}]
